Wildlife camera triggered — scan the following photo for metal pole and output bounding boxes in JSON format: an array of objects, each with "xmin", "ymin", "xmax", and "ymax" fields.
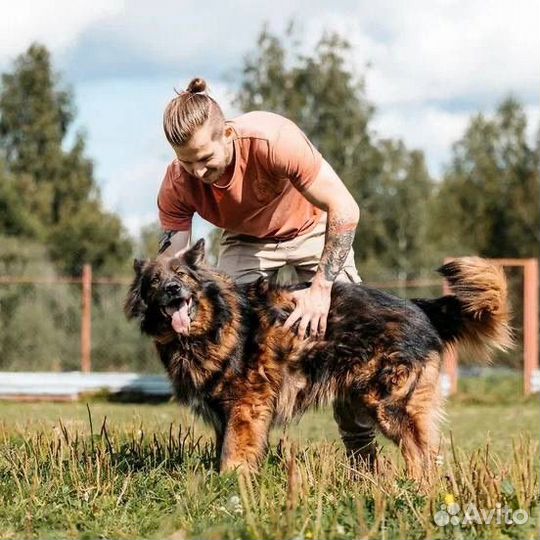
[{"xmin": 523, "ymin": 259, "xmax": 539, "ymax": 395}]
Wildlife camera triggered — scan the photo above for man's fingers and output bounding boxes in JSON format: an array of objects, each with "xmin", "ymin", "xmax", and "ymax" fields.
[
  {"xmin": 318, "ymin": 315, "xmax": 328, "ymax": 339},
  {"xmin": 306, "ymin": 314, "xmax": 321, "ymax": 339},
  {"xmin": 297, "ymin": 315, "xmax": 311, "ymax": 340},
  {"xmin": 284, "ymin": 308, "xmax": 302, "ymax": 330}
]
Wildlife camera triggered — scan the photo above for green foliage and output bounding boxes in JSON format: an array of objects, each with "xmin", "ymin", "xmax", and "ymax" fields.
[
  {"xmin": 0, "ymin": 160, "xmax": 42, "ymax": 237},
  {"xmin": 365, "ymin": 142, "xmax": 439, "ymax": 279},
  {"xmin": 0, "ymin": 43, "xmax": 132, "ymax": 275},
  {"xmin": 137, "ymin": 221, "xmax": 162, "ymax": 259},
  {"xmin": 235, "ymin": 27, "xmax": 437, "ymax": 280},
  {"xmin": 90, "ymin": 285, "xmax": 161, "ymax": 373},
  {"xmin": 0, "ymin": 236, "xmax": 79, "ymax": 371},
  {"xmin": 434, "ymin": 98, "xmax": 540, "ymax": 258},
  {"xmin": 47, "ymin": 201, "xmax": 132, "ymax": 276},
  {"xmin": 0, "ymin": 237, "xmax": 156, "ymax": 372}
]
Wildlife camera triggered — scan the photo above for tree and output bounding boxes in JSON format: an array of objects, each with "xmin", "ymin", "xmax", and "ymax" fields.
[
  {"xmin": 0, "ymin": 159, "xmax": 41, "ymax": 237},
  {"xmin": 434, "ymin": 98, "xmax": 539, "ymax": 258},
  {"xmin": 366, "ymin": 141, "xmax": 437, "ymax": 280},
  {"xmin": 235, "ymin": 26, "xmax": 436, "ymax": 279},
  {"xmin": 0, "ymin": 43, "xmax": 132, "ymax": 275}
]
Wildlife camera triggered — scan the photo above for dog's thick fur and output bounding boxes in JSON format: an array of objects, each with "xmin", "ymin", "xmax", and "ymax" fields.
[{"xmin": 125, "ymin": 240, "xmax": 511, "ymax": 479}]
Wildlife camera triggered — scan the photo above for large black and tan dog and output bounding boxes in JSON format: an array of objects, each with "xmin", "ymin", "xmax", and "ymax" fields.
[{"xmin": 125, "ymin": 240, "xmax": 511, "ymax": 479}]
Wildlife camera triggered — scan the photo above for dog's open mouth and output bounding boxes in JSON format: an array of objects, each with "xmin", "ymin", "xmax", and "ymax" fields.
[{"xmin": 161, "ymin": 297, "xmax": 193, "ymax": 336}]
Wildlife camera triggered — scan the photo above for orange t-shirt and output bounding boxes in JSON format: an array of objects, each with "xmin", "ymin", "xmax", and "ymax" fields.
[{"xmin": 157, "ymin": 111, "xmax": 324, "ymax": 241}]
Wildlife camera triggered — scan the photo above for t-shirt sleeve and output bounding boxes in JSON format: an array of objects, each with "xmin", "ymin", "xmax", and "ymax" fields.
[
  {"xmin": 268, "ymin": 120, "xmax": 323, "ymax": 191},
  {"xmin": 157, "ymin": 165, "xmax": 194, "ymax": 231}
]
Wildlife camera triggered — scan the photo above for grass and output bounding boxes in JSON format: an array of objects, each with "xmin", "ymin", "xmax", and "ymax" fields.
[{"xmin": 0, "ymin": 377, "xmax": 539, "ymax": 539}]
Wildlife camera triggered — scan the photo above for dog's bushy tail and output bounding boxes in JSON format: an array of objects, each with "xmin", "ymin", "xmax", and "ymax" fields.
[{"xmin": 413, "ymin": 257, "xmax": 512, "ymax": 359}]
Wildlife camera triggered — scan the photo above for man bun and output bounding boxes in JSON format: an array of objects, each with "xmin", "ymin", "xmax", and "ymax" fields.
[
  {"xmin": 186, "ymin": 78, "xmax": 207, "ymax": 93},
  {"xmin": 164, "ymin": 77, "xmax": 224, "ymax": 146}
]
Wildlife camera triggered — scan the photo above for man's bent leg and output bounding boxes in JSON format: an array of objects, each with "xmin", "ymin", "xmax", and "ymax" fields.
[
  {"xmin": 333, "ymin": 395, "xmax": 378, "ymax": 469},
  {"xmin": 217, "ymin": 231, "xmax": 283, "ymax": 284}
]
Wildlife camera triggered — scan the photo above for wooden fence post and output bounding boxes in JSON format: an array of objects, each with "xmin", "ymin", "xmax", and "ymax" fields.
[
  {"xmin": 81, "ymin": 264, "xmax": 92, "ymax": 373},
  {"xmin": 523, "ymin": 258, "xmax": 539, "ymax": 395}
]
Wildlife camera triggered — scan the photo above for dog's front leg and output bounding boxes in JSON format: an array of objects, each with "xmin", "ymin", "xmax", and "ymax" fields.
[
  {"xmin": 219, "ymin": 403, "xmax": 272, "ymax": 474},
  {"xmin": 214, "ymin": 424, "xmax": 224, "ymax": 468}
]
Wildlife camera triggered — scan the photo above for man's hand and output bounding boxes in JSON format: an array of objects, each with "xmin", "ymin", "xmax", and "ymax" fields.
[{"xmin": 283, "ymin": 280, "xmax": 333, "ymax": 339}]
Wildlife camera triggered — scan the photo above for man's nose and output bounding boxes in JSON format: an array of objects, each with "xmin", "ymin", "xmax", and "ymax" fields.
[{"xmin": 193, "ymin": 166, "xmax": 207, "ymax": 179}]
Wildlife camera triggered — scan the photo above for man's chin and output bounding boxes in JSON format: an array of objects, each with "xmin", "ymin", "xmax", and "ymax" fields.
[
  {"xmin": 201, "ymin": 176, "xmax": 218, "ymax": 185},
  {"xmin": 202, "ymin": 172, "xmax": 224, "ymax": 184}
]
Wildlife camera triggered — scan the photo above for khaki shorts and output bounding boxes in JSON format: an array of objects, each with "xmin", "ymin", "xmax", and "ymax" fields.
[{"xmin": 216, "ymin": 218, "xmax": 361, "ymax": 285}]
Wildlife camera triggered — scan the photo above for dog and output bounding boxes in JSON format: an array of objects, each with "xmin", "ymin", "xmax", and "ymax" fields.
[{"xmin": 125, "ymin": 239, "xmax": 511, "ymax": 479}]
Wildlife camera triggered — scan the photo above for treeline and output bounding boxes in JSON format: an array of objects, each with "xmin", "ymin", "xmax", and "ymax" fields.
[
  {"xmin": 0, "ymin": 31, "xmax": 538, "ymax": 371},
  {"xmin": 235, "ymin": 29, "xmax": 539, "ymax": 280}
]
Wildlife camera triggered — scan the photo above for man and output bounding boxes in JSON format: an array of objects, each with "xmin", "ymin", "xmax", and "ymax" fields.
[{"xmin": 158, "ymin": 78, "xmax": 376, "ymax": 463}]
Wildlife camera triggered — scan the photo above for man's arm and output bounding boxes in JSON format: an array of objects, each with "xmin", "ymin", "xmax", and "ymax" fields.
[
  {"xmin": 284, "ymin": 159, "xmax": 360, "ymax": 338},
  {"xmin": 158, "ymin": 229, "xmax": 191, "ymax": 256}
]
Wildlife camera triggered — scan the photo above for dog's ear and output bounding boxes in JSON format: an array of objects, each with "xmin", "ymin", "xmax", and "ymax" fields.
[
  {"xmin": 254, "ymin": 276, "xmax": 270, "ymax": 295},
  {"xmin": 183, "ymin": 238, "xmax": 205, "ymax": 267},
  {"xmin": 133, "ymin": 258, "xmax": 145, "ymax": 275},
  {"xmin": 124, "ymin": 272, "xmax": 147, "ymax": 320}
]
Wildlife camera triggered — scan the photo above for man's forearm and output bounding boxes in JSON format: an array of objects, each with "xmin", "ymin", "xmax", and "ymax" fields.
[
  {"xmin": 313, "ymin": 210, "xmax": 358, "ymax": 286},
  {"xmin": 158, "ymin": 229, "xmax": 191, "ymax": 256}
]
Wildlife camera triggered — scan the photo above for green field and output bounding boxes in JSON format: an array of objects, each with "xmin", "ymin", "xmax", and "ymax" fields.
[{"xmin": 0, "ymin": 378, "xmax": 539, "ymax": 539}]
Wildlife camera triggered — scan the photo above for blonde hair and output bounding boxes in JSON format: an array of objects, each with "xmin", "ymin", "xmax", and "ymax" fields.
[{"xmin": 163, "ymin": 78, "xmax": 225, "ymax": 146}]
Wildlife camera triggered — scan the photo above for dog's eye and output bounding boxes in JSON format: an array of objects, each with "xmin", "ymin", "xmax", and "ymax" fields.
[{"xmin": 151, "ymin": 276, "xmax": 161, "ymax": 286}]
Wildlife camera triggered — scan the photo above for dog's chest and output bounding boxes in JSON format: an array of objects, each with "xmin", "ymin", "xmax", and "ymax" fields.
[{"xmin": 274, "ymin": 369, "xmax": 308, "ymax": 425}]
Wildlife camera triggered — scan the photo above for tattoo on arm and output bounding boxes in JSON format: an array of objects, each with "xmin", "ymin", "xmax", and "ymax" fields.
[
  {"xmin": 318, "ymin": 217, "xmax": 356, "ymax": 282},
  {"xmin": 158, "ymin": 230, "xmax": 177, "ymax": 254}
]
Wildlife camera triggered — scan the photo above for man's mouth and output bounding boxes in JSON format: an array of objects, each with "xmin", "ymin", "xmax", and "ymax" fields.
[{"xmin": 161, "ymin": 297, "xmax": 193, "ymax": 335}]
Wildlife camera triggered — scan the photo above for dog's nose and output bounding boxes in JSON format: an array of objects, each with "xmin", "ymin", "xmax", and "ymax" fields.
[{"xmin": 165, "ymin": 282, "xmax": 181, "ymax": 295}]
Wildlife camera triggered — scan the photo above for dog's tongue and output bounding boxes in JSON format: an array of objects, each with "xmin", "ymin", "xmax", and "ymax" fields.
[{"xmin": 171, "ymin": 301, "xmax": 190, "ymax": 335}]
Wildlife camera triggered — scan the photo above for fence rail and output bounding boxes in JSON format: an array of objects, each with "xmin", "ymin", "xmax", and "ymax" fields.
[{"xmin": 1, "ymin": 259, "xmax": 538, "ymax": 395}]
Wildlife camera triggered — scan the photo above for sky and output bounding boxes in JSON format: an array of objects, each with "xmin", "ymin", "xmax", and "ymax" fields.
[{"xmin": 0, "ymin": 0, "xmax": 538, "ymax": 239}]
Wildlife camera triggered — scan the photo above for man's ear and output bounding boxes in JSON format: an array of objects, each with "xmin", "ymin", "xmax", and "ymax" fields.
[{"xmin": 183, "ymin": 238, "xmax": 205, "ymax": 267}]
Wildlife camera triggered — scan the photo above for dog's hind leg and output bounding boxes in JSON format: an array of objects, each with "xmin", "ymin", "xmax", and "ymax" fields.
[
  {"xmin": 402, "ymin": 358, "xmax": 444, "ymax": 479},
  {"xmin": 375, "ymin": 356, "xmax": 443, "ymax": 482},
  {"xmin": 219, "ymin": 402, "xmax": 273, "ymax": 474}
]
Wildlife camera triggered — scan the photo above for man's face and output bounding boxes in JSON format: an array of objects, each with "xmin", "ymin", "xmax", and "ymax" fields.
[{"xmin": 174, "ymin": 120, "xmax": 232, "ymax": 185}]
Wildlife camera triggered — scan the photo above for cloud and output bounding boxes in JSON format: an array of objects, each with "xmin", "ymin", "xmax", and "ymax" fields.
[
  {"xmin": 301, "ymin": 0, "xmax": 539, "ymax": 107},
  {"xmin": 3, "ymin": 0, "xmax": 537, "ymax": 236},
  {"xmin": 0, "ymin": 0, "xmax": 124, "ymax": 68}
]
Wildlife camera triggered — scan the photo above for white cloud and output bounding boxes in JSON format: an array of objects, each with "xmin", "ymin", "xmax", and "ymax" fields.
[
  {"xmin": 372, "ymin": 106, "xmax": 470, "ymax": 175},
  {"xmin": 0, "ymin": 0, "xmax": 124, "ymax": 67},
  {"xmin": 302, "ymin": 0, "xmax": 539, "ymax": 106},
  {"xmin": 2, "ymin": 0, "xmax": 537, "ymax": 235}
]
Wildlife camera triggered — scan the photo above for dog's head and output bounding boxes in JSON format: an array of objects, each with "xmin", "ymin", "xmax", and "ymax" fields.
[{"xmin": 125, "ymin": 239, "xmax": 209, "ymax": 339}]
